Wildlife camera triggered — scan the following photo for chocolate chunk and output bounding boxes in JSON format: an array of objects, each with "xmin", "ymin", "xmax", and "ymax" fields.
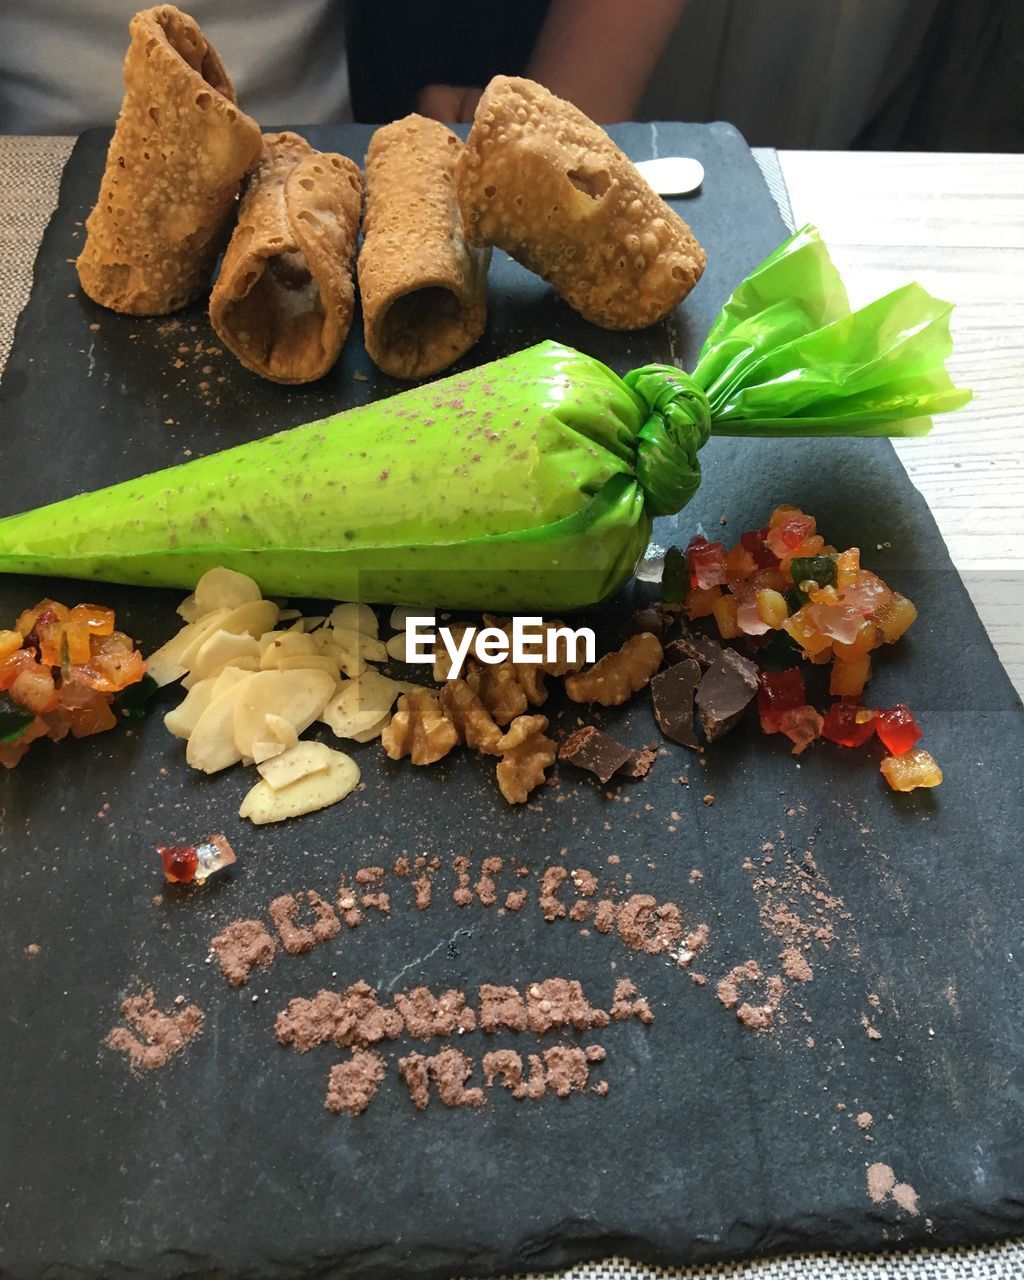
[
  {"xmin": 620, "ymin": 605, "xmax": 674, "ymax": 641},
  {"xmin": 696, "ymin": 657, "xmax": 758, "ymax": 742},
  {"xmin": 664, "ymin": 626, "xmax": 725, "ymax": 670},
  {"xmin": 560, "ymin": 726, "xmax": 634, "ymax": 784},
  {"xmin": 618, "ymin": 745, "xmax": 657, "ymax": 779},
  {"xmin": 650, "ymin": 658, "xmax": 701, "ymax": 750}
]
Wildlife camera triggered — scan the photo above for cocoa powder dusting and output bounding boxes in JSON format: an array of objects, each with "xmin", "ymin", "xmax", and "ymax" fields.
[
  {"xmin": 210, "ymin": 919, "xmax": 277, "ymax": 987},
  {"xmin": 275, "ymin": 983, "xmax": 403, "ymax": 1052},
  {"xmin": 539, "ymin": 866, "xmax": 569, "ymax": 920},
  {"xmin": 393, "ymin": 987, "xmax": 477, "ymax": 1040},
  {"xmin": 610, "ymin": 978, "xmax": 654, "ymax": 1024},
  {"xmin": 616, "ymin": 894, "xmax": 682, "ymax": 955},
  {"xmin": 105, "ymin": 989, "xmax": 204, "ymax": 1072},
  {"xmin": 325, "ymin": 1050, "xmax": 386, "ymax": 1115},
  {"xmin": 269, "ymin": 891, "xmax": 341, "ymax": 955},
  {"xmin": 781, "ymin": 946, "xmax": 813, "ymax": 982},
  {"xmin": 867, "ymin": 1162, "xmax": 896, "ymax": 1203}
]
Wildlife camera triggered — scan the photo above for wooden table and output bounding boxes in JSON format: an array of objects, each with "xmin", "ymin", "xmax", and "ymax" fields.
[{"xmin": 0, "ymin": 133, "xmax": 1022, "ymax": 1280}]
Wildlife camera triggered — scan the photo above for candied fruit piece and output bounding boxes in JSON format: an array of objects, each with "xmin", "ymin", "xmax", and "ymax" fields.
[
  {"xmin": 740, "ymin": 527, "xmax": 780, "ymax": 570},
  {"xmin": 686, "ymin": 536, "xmax": 727, "ymax": 590},
  {"xmin": 16, "ymin": 600, "xmax": 70, "ymax": 635},
  {"xmin": 0, "ymin": 648, "xmax": 36, "ymax": 691},
  {"xmin": 782, "ymin": 607, "xmax": 833, "ymax": 658},
  {"xmin": 684, "ymin": 585, "xmax": 721, "ymax": 620},
  {"xmin": 809, "ymin": 600, "xmax": 866, "ymax": 646},
  {"xmin": 10, "ymin": 665, "xmax": 60, "ymax": 715},
  {"xmin": 830, "ymin": 654, "xmax": 871, "ymax": 699},
  {"xmin": 758, "ymin": 668, "xmax": 806, "ymax": 734},
  {"xmin": 881, "ymin": 748, "xmax": 942, "ymax": 792},
  {"xmin": 835, "ymin": 548, "xmax": 860, "ymax": 588},
  {"xmin": 0, "ymin": 631, "xmax": 22, "ymax": 663},
  {"xmin": 77, "ymin": 632, "xmax": 146, "ymax": 692},
  {"xmin": 736, "ymin": 598, "xmax": 771, "ymax": 637},
  {"xmin": 875, "ymin": 592, "xmax": 917, "ymax": 644},
  {"xmin": 875, "ymin": 704, "xmax": 922, "ymax": 755},
  {"xmin": 748, "ymin": 567, "xmax": 791, "ymax": 595},
  {"xmin": 755, "ymin": 589, "xmax": 789, "ymax": 629},
  {"xmin": 779, "ymin": 704, "xmax": 823, "ymax": 755},
  {"xmin": 832, "ymin": 620, "xmax": 881, "ymax": 663},
  {"xmin": 69, "ymin": 604, "xmax": 116, "ymax": 635},
  {"xmin": 711, "ymin": 593, "xmax": 740, "ymax": 640},
  {"xmin": 157, "ymin": 834, "xmax": 237, "ymax": 885},
  {"xmin": 59, "ymin": 679, "xmax": 118, "ymax": 738},
  {"xmin": 822, "ymin": 702, "xmax": 876, "ymax": 747},
  {"xmin": 0, "ymin": 716, "xmax": 49, "ymax": 769},
  {"xmin": 840, "ymin": 570, "xmax": 891, "ymax": 616},
  {"xmin": 790, "ymin": 554, "xmax": 837, "ymax": 592},
  {"xmin": 0, "ymin": 691, "xmax": 35, "ymax": 743},
  {"xmin": 724, "ymin": 543, "xmax": 756, "ymax": 582}
]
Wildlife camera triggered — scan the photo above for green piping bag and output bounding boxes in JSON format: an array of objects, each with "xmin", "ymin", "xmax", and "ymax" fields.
[{"xmin": 0, "ymin": 226, "xmax": 970, "ymax": 611}]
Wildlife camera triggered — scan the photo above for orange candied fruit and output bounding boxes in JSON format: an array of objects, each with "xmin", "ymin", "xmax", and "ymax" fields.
[{"xmin": 880, "ymin": 748, "xmax": 943, "ymax": 792}]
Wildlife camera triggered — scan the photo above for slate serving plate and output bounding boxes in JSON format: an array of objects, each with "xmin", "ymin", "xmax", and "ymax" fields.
[{"xmin": 0, "ymin": 123, "xmax": 1022, "ymax": 1280}]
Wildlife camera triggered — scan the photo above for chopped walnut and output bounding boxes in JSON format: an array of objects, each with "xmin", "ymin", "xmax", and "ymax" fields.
[
  {"xmin": 381, "ymin": 689, "xmax": 458, "ymax": 765},
  {"xmin": 496, "ymin": 714, "xmax": 556, "ymax": 804},
  {"xmin": 438, "ymin": 679, "xmax": 503, "ymax": 754},
  {"xmin": 484, "ymin": 615, "xmax": 585, "ymax": 677},
  {"xmin": 432, "ymin": 625, "xmax": 474, "ymax": 681},
  {"xmin": 565, "ymin": 632, "xmax": 663, "ymax": 706},
  {"xmin": 465, "ymin": 660, "xmax": 529, "ymax": 725}
]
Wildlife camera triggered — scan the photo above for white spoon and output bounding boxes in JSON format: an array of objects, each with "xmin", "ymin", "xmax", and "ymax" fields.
[{"xmin": 635, "ymin": 156, "xmax": 705, "ymax": 196}]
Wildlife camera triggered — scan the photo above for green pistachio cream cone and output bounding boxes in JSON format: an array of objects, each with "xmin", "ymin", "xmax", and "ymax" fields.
[{"xmin": 0, "ymin": 227, "xmax": 970, "ymax": 611}]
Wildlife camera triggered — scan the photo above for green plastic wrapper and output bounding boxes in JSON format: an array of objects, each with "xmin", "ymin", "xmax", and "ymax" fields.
[{"xmin": 0, "ymin": 226, "xmax": 970, "ymax": 611}]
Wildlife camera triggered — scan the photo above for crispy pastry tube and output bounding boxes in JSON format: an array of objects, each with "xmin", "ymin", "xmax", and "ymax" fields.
[
  {"xmin": 358, "ymin": 115, "xmax": 490, "ymax": 379},
  {"xmin": 456, "ymin": 75, "xmax": 706, "ymax": 330},
  {"xmin": 76, "ymin": 5, "xmax": 262, "ymax": 316},
  {"xmin": 209, "ymin": 132, "xmax": 362, "ymax": 384}
]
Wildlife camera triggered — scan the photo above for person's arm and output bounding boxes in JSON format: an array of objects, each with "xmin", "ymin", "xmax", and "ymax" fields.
[
  {"xmin": 417, "ymin": 0, "xmax": 686, "ymax": 124},
  {"xmin": 525, "ymin": 0, "xmax": 687, "ymax": 121}
]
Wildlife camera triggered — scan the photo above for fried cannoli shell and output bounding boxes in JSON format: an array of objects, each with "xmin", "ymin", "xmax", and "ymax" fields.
[
  {"xmin": 358, "ymin": 115, "xmax": 490, "ymax": 380},
  {"xmin": 209, "ymin": 132, "xmax": 362, "ymax": 385},
  {"xmin": 455, "ymin": 76, "xmax": 707, "ymax": 330},
  {"xmin": 76, "ymin": 5, "xmax": 262, "ymax": 316}
]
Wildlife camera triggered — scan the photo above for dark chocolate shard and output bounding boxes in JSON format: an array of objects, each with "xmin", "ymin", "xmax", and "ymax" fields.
[
  {"xmin": 650, "ymin": 658, "xmax": 701, "ymax": 750},
  {"xmin": 618, "ymin": 745, "xmax": 657, "ymax": 779},
  {"xmin": 664, "ymin": 627, "xmax": 723, "ymax": 670},
  {"xmin": 560, "ymin": 726, "xmax": 634, "ymax": 784},
  {"xmin": 696, "ymin": 657, "xmax": 758, "ymax": 742}
]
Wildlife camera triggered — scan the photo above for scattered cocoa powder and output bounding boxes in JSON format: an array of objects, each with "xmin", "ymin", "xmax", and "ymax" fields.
[
  {"xmin": 23, "ymin": 944, "xmax": 40, "ymax": 958},
  {"xmin": 401, "ymin": 1048, "xmax": 485, "ymax": 1109},
  {"xmin": 523, "ymin": 979, "xmax": 610, "ymax": 1032},
  {"xmin": 355, "ymin": 866, "xmax": 384, "ymax": 885},
  {"xmin": 610, "ymin": 978, "xmax": 654, "ymax": 1024},
  {"xmin": 474, "ymin": 857, "xmax": 503, "ymax": 906},
  {"xmin": 541, "ymin": 1045, "xmax": 591, "ymax": 1097},
  {"xmin": 325, "ymin": 1050, "xmax": 386, "ymax": 1115},
  {"xmin": 892, "ymin": 1182, "xmax": 920, "ymax": 1214},
  {"xmin": 105, "ymin": 989, "xmax": 204, "ymax": 1072},
  {"xmin": 616, "ymin": 894, "xmax": 682, "ymax": 955},
  {"xmin": 393, "ymin": 987, "xmax": 477, "ymax": 1040},
  {"xmin": 593, "ymin": 900, "xmax": 617, "ymax": 933},
  {"xmin": 539, "ymin": 866, "xmax": 569, "ymax": 920},
  {"xmin": 210, "ymin": 919, "xmax": 277, "ymax": 987},
  {"xmin": 861, "ymin": 1014, "xmax": 883, "ymax": 1041},
  {"xmin": 504, "ymin": 888, "xmax": 528, "ymax": 911},
  {"xmin": 275, "ymin": 983, "xmax": 403, "ymax": 1052},
  {"xmin": 857, "ymin": 1111, "xmax": 874, "ymax": 1129},
  {"xmin": 269, "ymin": 891, "xmax": 340, "ymax": 955},
  {"xmin": 781, "ymin": 946, "xmax": 813, "ymax": 982},
  {"xmin": 867, "ymin": 1162, "xmax": 896, "ymax": 1203}
]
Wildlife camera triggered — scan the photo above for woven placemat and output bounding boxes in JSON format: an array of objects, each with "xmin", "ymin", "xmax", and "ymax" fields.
[{"xmin": 0, "ymin": 132, "xmax": 1020, "ymax": 1280}]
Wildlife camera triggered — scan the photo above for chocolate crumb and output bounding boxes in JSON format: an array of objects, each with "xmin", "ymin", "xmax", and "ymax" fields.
[
  {"xmin": 269, "ymin": 891, "xmax": 340, "ymax": 955},
  {"xmin": 23, "ymin": 944, "xmax": 40, "ymax": 958},
  {"xmin": 703, "ymin": 793, "xmax": 715, "ymax": 806},
  {"xmin": 325, "ymin": 1050, "xmax": 386, "ymax": 1115},
  {"xmin": 781, "ymin": 946, "xmax": 813, "ymax": 982},
  {"xmin": 105, "ymin": 989, "xmax": 204, "ymax": 1072},
  {"xmin": 867, "ymin": 1162, "xmax": 896, "ymax": 1204},
  {"xmin": 504, "ymin": 888, "xmax": 528, "ymax": 911},
  {"xmin": 210, "ymin": 919, "xmax": 277, "ymax": 987},
  {"xmin": 857, "ymin": 1111, "xmax": 874, "ymax": 1130}
]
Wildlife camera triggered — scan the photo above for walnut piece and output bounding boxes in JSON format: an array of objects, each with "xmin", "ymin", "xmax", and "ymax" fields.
[
  {"xmin": 381, "ymin": 689, "xmax": 458, "ymax": 765},
  {"xmin": 496, "ymin": 714, "xmax": 556, "ymax": 804},
  {"xmin": 439, "ymin": 679, "xmax": 503, "ymax": 754},
  {"xmin": 465, "ymin": 660, "xmax": 530, "ymax": 725},
  {"xmin": 565, "ymin": 632, "xmax": 663, "ymax": 706}
]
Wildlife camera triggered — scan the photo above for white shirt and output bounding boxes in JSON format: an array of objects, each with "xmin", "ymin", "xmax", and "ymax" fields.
[{"xmin": 0, "ymin": 0, "xmax": 351, "ymax": 133}]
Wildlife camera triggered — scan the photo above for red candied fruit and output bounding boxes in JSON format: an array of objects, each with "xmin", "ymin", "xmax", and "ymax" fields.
[
  {"xmin": 758, "ymin": 668, "xmax": 806, "ymax": 734},
  {"xmin": 822, "ymin": 702, "xmax": 876, "ymax": 748},
  {"xmin": 875, "ymin": 704, "xmax": 922, "ymax": 756},
  {"xmin": 686, "ymin": 536, "xmax": 727, "ymax": 590},
  {"xmin": 740, "ymin": 527, "xmax": 780, "ymax": 570},
  {"xmin": 158, "ymin": 844, "xmax": 200, "ymax": 884}
]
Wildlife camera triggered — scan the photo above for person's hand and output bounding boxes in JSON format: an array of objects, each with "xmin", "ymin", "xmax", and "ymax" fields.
[{"xmin": 416, "ymin": 84, "xmax": 483, "ymax": 124}]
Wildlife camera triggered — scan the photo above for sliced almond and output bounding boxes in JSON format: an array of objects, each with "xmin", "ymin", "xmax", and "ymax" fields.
[
  {"xmin": 183, "ymin": 629, "xmax": 261, "ymax": 688},
  {"xmin": 329, "ymin": 603, "xmax": 378, "ymax": 639},
  {"xmin": 300, "ymin": 616, "xmax": 327, "ymax": 632},
  {"xmin": 389, "ymin": 606, "xmax": 433, "ymax": 632},
  {"xmin": 194, "ymin": 567, "xmax": 263, "ymax": 616},
  {"xmin": 275, "ymin": 654, "xmax": 341, "ymax": 676},
  {"xmin": 232, "ymin": 669, "xmax": 336, "ymax": 761},
  {"xmin": 239, "ymin": 750, "xmax": 361, "ymax": 824},
  {"xmin": 146, "ymin": 608, "xmax": 231, "ymax": 687},
  {"xmin": 321, "ymin": 670, "xmax": 413, "ymax": 740},
  {"xmin": 250, "ymin": 713, "xmax": 300, "ymax": 764},
  {"xmin": 259, "ymin": 631, "xmax": 319, "ymax": 669},
  {"xmin": 349, "ymin": 713, "xmax": 391, "ymax": 743},
  {"xmin": 256, "ymin": 741, "xmax": 336, "ymax": 791},
  {"xmin": 164, "ymin": 678, "xmax": 217, "ymax": 740},
  {"xmin": 219, "ymin": 599, "xmax": 280, "ymax": 638},
  {"xmin": 185, "ymin": 674, "xmax": 257, "ymax": 774},
  {"xmin": 331, "ymin": 626, "xmax": 387, "ymax": 664}
]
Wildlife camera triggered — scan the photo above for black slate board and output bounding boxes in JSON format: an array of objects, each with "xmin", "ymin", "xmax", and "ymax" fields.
[{"xmin": 1, "ymin": 123, "xmax": 1023, "ymax": 1280}]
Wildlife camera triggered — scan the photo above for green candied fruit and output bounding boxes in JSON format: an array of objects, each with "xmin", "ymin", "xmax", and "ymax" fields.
[
  {"xmin": 0, "ymin": 691, "xmax": 34, "ymax": 743},
  {"xmin": 790, "ymin": 554, "xmax": 837, "ymax": 604},
  {"xmin": 661, "ymin": 546, "xmax": 689, "ymax": 604}
]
